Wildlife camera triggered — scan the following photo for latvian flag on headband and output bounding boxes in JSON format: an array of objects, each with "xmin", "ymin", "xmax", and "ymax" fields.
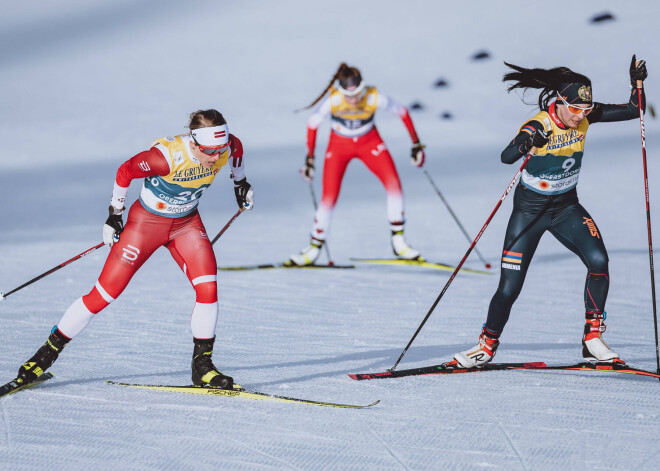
[{"xmin": 191, "ymin": 124, "xmax": 229, "ymax": 146}]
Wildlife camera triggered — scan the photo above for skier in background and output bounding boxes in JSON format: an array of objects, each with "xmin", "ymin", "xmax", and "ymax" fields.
[
  {"xmin": 453, "ymin": 56, "xmax": 647, "ymax": 368},
  {"xmin": 290, "ymin": 63, "xmax": 426, "ymax": 266},
  {"xmin": 13, "ymin": 109, "xmax": 253, "ymax": 390}
]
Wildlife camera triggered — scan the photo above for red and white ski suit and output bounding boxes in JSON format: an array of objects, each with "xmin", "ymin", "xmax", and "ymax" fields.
[
  {"xmin": 56, "ymin": 134, "xmax": 245, "ymax": 341},
  {"xmin": 306, "ymin": 86, "xmax": 420, "ymax": 241}
]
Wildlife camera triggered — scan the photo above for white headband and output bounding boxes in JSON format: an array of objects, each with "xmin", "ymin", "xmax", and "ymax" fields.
[
  {"xmin": 190, "ymin": 125, "xmax": 229, "ymax": 146},
  {"xmin": 336, "ymin": 80, "xmax": 365, "ymax": 96}
]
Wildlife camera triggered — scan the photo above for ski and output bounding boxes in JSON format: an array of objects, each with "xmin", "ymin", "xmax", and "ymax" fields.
[
  {"xmin": 107, "ymin": 380, "xmax": 379, "ymax": 409},
  {"xmin": 350, "ymin": 258, "xmax": 491, "ymax": 275},
  {"xmin": 348, "ymin": 362, "xmax": 542, "ymax": 380},
  {"xmin": 218, "ymin": 261, "xmax": 355, "ymax": 271},
  {"xmin": 0, "ymin": 373, "xmax": 54, "ymax": 398},
  {"xmin": 515, "ymin": 361, "xmax": 660, "ymax": 379},
  {"xmin": 348, "ymin": 360, "xmax": 660, "ymax": 380}
]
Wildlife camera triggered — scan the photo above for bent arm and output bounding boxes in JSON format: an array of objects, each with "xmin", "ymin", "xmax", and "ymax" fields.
[
  {"xmin": 306, "ymin": 98, "xmax": 331, "ymax": 156},
  {"xmin": 587, "ymin": 88, "xmax": 645, "ymax": 124},
  {"xmin": 500, "ymin": 120, "xmax": 545, "ymax": 164},
  {"xmin": 378, "ymin": 93, "xmax": 420, "ymax": 142},
  {"xmin": 111, "ymin": 147, "xmax": 170, "ymax": 210},
  {"xmin": 228, "ymin": 133, "xmax": 246, "ymax": 181}
]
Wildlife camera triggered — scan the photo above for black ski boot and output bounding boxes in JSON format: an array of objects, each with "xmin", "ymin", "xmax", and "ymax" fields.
[
  {"xmin": 191, "ymin": 337, "xmax": 233, "ymax": 389},
  {"xmin": 17, "ymin": 328, "xmax": 69, "ymax": 385}
]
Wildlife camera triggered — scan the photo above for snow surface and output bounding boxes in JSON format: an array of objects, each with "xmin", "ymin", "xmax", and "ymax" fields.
[{"xmin": 2, "ymin": 1, "xmax": 660, "ymax": 469}]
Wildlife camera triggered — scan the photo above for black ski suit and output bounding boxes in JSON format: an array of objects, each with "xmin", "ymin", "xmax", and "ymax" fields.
[{"xmin": 484, "ymin": 88, "xmax": 644, "ymax": 334}]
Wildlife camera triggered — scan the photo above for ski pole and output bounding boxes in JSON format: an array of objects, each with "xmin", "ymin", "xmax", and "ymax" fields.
[
  {"xmin": 423, "ymin": 169, "xmax": 491, "ymax": 269},
  {"xmin": 211, "ymin": 208, "xmax": 244, "ymax": 246},
  {"xmin": 0, "ymin": 242, "xmax": 105, "ymax": 301},
  {"xmin": 635, "ymin": 72, "xmax": 660, "ymax": 378},
  {"xmin": 389, "ymin": 147, "xmax": 537, "ymax": 371},
  {"xmin": 308, "ymin": 182, "xmax": 334, "ymax": 265}
]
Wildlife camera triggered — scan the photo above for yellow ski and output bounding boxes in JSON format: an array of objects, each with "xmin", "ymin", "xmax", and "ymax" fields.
[
  {"xmin": 107, "ymin": 380, "xmax": 379, "ymax": 409},
  {"xmin": 350, "ymin": 257, "xmax": 492, "ymax": 275},
  {"xmin": 1, "ymin": 373, "xmax": 54, "ymax": 398}
]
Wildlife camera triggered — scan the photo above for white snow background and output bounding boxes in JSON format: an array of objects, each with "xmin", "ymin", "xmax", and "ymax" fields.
[{"xmin": 2, "ymin": 1, "xmax": 660, "ymax": 469}]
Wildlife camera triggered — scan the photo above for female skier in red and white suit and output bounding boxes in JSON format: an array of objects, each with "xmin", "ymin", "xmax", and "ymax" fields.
[
  {"xmin": 15, "ymin": 109, "xmax": 253, "ymax": 390},
  {"xmin": 290, "ymin": 63, "xmax": 426, "ymax": 266}
]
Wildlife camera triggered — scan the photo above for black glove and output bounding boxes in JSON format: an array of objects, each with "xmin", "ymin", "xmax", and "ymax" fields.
[
  {"xmin": 233, "ymin": 178, "xmax": 254, "ymax": 210},
  {"xmin": 103, "ymin": 206, "xmax": 124, "ymax": 247},
  {"xmin": 300, "ymin": 155, "xmax": 315, "ymax": 182},
  {"xmin": 521, "ymin": 129, "xmax": 552, "ymax": 154},
  {"xmin": 410, "ymin": 142, "xmax": 425, "ymax": 167},
  {"xmin": 630, "ymin": 54, "xmax": 648, "ymax": 88}
]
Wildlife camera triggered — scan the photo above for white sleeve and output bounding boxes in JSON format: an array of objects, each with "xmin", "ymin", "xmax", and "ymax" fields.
[
  {"xmin": 230, "ymin": 153, "xmax": 246, "ymax": 181},
  {"xmin": 307, "ymin": 96, "xmax": 331, "ymax": 129},
  {"xmin": 110, "ymin": 183, "xmax": 129, "ymax": 212},
  {"xmin": 377, "ymin": 92, "xmax": 407, "ymax": 117},
  {"xmin": 231, "ymin": 164, "xmax": 245, "ymax": 181}
]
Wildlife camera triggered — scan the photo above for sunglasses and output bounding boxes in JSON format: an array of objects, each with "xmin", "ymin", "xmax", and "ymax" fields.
[
  {"xmin": 337, "ymin": 80, "xmax": 365, "ymax": 97},
  {"xmin": 191, "ymin": 135, "xmax": 230, "ymax": 156},
  {"xmin": 558, "ymin": 94, "xmax": 594, "ymax": 115}
]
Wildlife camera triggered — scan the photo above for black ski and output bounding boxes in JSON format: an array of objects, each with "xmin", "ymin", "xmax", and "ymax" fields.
[
  {"xmin": 348, "ymin": 361, "xmax": 660, "ymax": 380},
  {"xmin": 218, "ymin": 261, "xmax": 354, "ymax": 271},
  {"xmin": 0, "ymin": 373, "xmax": 54, "ymax": 397}
]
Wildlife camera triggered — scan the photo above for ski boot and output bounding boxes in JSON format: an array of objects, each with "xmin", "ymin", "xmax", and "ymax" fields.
[
  {"xmin": 17, "ymin": 327, "xmax": 69, "ymax": 385},
  {"xmin": 582, "ymin": 312, "xmax": 619, "ymax": 362},
  {"xmin": 192, "ymin": 337, "xmax": 234, "ymax": 389},
  {"xmin": 454, "ymin": 327, "xmax": 500, "ymax": 368},
  {"xmin": 391, "ymin": 230, "xmax": 421, "ymax": 260},
  {"xmin": 289, "ymin": 238, "xmax": 323, "ymax": 266}
]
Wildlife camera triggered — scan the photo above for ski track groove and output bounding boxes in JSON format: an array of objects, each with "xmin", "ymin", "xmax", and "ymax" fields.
[
  {"xmin": 633, "ymin": 446, "xmax": 660, "ymax": 471},
  {"xmin": 364, "ymin": 421, "xmax": 410, "ymax": 470},
  {"xmin": 227, "ymin": 436, "xmax": 303, "ymax": 471},
  {"xmin": 497, "ymin": 422, "xmax": 528, "ymax": 471}
]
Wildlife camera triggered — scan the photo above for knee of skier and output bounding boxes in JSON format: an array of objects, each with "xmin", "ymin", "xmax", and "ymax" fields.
[
  {"xmin": 82, "ymin": 284, "xmax": 114, "ymax": 314},
  {"xmin": 586, "ymin": 251, "xmax": 609, "ymax": 274},
  {"xmin": 194, "ymin": 281, "xmax": 218, "ymax": 304}
]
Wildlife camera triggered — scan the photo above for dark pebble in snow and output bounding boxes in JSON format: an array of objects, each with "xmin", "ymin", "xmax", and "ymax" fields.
[
  {"xmin": 590, "ymin": 12, "xmax": 615, "ymax": 23},
  {"xmin": 471, "ymin": 50, "xmax": 490, "ymax": 61}
]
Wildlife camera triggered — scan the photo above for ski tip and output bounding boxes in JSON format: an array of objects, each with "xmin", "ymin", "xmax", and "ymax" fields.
[
  {"xmin": 347, "ymin": 373, "xmax": 358, "ymax": 380},
  {"xmin": 0, "ymin": 292, "xmax": 5, "ymax": 301}
]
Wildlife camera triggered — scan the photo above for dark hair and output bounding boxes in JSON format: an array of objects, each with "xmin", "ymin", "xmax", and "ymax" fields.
[
  {"xmin": 297, "ymin": 63, "xmax": 362, "ymax": 112},
  {"xmin": 188, "ymin": 109, "xmax": 226, "ymax": 130},
  {"xmin": 503, "ymin": 62, "xmax": 591, "ymax": 110}
]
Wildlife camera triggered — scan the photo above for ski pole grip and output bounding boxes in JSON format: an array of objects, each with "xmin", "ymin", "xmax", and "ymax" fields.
[{"xmin": 637, "ymin": 60, "xmax": 644, "ymax": 89}]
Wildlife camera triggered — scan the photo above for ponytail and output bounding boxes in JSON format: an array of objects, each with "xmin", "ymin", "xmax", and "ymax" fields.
[
  {"xmin": 503, "ymin": 62, "xmax": 591, "ymax": 110},
  {"xmin": 296, "ymin": 63, "xmax": 362, "ymax": 112}
]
